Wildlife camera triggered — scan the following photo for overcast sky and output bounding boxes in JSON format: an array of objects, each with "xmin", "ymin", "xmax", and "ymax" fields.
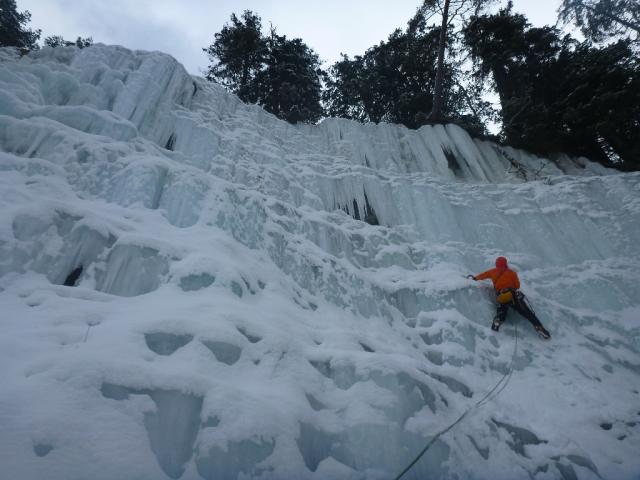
[{"xmin": 21, "ymin": 0, "xmax": 561, "ymax": 75}]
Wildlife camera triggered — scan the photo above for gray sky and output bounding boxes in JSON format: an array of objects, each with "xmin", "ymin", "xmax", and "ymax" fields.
[{"xmin": 22, "ymin": 0, "xmax": 561, "ymax": 76}]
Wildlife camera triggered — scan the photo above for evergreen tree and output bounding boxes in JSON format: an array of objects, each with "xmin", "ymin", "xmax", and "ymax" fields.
[
  {"xmin": 204, "ymin": 11, "xmax": 324, "ymax": 124},
  {"xmin": 323, "ymin": 53, "xmax": 367, "ymax": 121},
  {"xmin": 43, "ymin": 35, "xmax": 65, "ymax": 47},
  {"xmin": 0, "ymin": 0, "xmax": 40, "ymax": 50},
  {"xmin": 464, "ymin": 3, "xmax": 640, "ymax": 169},
  {"xmin": 417, "ymin": 0, "xmax": 493, "ymax": 122},
  {"xmin": 324, "ymin": 10, "xmax": 484, "ymax": 132},
  {"xmin": 558, "ymin": 0, "xmax": 639, "ymax": 43},
  {"xmin": 555, "ymin": 40, "xmax": 640, "ymax": 169},
  {"xmin": 203, "ymin": 11, "xmax": 266, "ymax": 103},
  {"xmin": 364, "ymin": 25, "xmax": 453, "ymax": 127},
  {"xmin": 464, "ymin": 6, "xmax": 562, "ymax": 147},
  {"xmin": 44, "ymin": 35, "xmax": 93, "ymax": 48},
  {"xmin": 255, "ymin": 29, "xmax": 324, "ymax": 124}
]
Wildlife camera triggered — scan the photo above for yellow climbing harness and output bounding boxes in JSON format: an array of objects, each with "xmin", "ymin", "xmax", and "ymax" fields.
[{"xmin": 496, "ymin": 289, "xmax": 514, "ymax": 304}]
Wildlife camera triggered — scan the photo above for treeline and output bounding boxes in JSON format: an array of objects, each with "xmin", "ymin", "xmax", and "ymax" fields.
[
  {"xmin": 203, "ymin": 7, "xmax": 486, "ymax": 134},
  {"xmin": 2, "ymin": 0, "xmax": 638, "ymax": 170},
  {"xmin": 203, "ymin": 1, "xmax": 639, "ymax": 170},
  {"xmin": 0, "ymin": 0, "xmax": 92, "ymax": 52}
]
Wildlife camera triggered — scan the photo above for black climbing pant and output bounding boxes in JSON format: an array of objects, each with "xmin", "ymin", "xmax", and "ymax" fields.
[{"xmin": 495, "ymin": 291, "xmax": 544, "ymax": 329}]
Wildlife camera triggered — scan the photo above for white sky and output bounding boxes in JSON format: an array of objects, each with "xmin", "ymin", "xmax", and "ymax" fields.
[{"xmin": 21, "ymin": 0, "xmax": 561, "ymax": 76}]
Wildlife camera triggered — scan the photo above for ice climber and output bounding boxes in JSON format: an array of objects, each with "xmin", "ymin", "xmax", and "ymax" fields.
[{"xmin": 468, "ymin": 257, "xmax": 551, "ymax": 339}]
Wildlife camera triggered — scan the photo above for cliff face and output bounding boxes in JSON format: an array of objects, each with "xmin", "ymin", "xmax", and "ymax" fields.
[{"xmin": 0, "ymin": 44, "xmax": 638, "ymax": 480}]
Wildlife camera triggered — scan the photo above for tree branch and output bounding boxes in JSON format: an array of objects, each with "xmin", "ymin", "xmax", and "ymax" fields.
[
  {"xmin": 582, "ymin": 1, "xmax": 640, "ymax": 33},
  {"xmin": 454, "ymin": 79, "xmax": 480, "ymax": 118}
]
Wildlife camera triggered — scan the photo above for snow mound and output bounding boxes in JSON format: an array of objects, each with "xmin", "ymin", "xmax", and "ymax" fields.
[{"xmin": 1, "ymin": 44, "xmax": 639, "ymax": 480}]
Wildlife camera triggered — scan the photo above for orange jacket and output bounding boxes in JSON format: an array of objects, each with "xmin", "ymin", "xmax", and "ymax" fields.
[{"xmin": 476, "ymin": 267, "xmax": 520, "ymax": 292}]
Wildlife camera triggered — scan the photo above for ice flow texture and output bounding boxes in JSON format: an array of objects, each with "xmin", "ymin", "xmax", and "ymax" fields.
[{"xmin": 0, "ymin": 44, "xmax": 639, "ymax": 480}]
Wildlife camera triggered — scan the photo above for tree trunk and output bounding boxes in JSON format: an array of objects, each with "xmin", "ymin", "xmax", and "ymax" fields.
[{"xmin": 430, "ymin": 0, "xmax": 450, "ymax": 123}]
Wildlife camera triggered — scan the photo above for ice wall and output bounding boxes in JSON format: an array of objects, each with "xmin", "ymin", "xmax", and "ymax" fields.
[{"xmin": 1, "ymin": 44, "xmax": 639, "ymax": 480}]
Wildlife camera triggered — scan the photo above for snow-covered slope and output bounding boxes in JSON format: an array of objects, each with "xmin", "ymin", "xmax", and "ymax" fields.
[{"xmin": 0, "ymin": 44, "xmax": 639, "ymax": 480}]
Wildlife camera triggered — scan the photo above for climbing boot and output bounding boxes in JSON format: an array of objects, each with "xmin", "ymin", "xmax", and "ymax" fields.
[
  {"xmin": 535, "ymin": 325, "xmax": 551, "ymax": 340},
  {"xmin": 491, "ymin": 317, "xmax": 502, "ymax": 332}
]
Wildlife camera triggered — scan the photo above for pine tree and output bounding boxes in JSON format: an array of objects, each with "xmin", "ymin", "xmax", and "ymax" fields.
[
  {"xmin": 417, "ymin": 0, "xmax": 493, "ymax": 122},
  {"xmin": 203, "ymin": 11, "xmax": 324, "ymax": 124},
  {"xmin": 464, "ymin": 3, "xmax": 640, "ymax": 170},
  {"xmin": 44, "ymin": 35, "xmax": 93, "ymax": 48},
  {"xmin": 556, "ymin": 40, "xmax": 640, "ymax": 169},
  {"xmin": 203, "ymin": 10, "xmax": 266, "ymax": 103},
  {"xmin": 323, "ymin": 12, "xmax": 479, "ymax": 131},
  {"xmin": 0, "ymin": 0, "xmax": 40, "ymax": 50},
  {"xmin": 323, "ymin": 54, "xmax": 367, "ymax": 121},
  {"xmin": 558, "ymin": 0, "xmax": 639, "ymax": 43},
  {"xmin": 255, "ymin": 29, "xmax": 324, "ymax": 124}
]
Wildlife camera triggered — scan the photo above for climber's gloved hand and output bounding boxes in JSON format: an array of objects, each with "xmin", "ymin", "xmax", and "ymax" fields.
[{"xmin": 466, "ymin": 275, "xmax": 477, "ymax": 281}]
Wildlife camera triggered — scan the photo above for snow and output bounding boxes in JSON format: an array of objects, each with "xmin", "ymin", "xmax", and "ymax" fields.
[{"xmin": 0, "ymin": 43, "xmax": 639, "ymax": 480}]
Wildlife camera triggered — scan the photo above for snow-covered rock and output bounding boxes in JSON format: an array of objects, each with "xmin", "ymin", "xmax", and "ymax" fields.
[{"xmin": 0, "ymin": 44, "xmax": 639, "ymax": 480}]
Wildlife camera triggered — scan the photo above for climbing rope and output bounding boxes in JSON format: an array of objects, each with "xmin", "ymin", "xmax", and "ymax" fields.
[{"xmin": 393, "ymin": 322, "xmax": 519, "ymax": 480}]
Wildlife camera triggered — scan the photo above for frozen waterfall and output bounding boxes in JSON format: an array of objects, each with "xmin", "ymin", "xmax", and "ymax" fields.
[{"xmin": 0, "ymin": 44, "xmax": 639, "ymax": 480}]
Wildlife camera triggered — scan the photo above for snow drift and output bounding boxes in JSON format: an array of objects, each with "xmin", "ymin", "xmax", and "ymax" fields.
[{"xmin": 0, "ymin": 44, "xmax": 639, "ymax": 480}]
